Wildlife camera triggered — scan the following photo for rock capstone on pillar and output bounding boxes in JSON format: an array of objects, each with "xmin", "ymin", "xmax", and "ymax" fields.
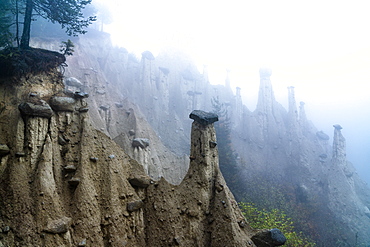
[{"xmin": 189, "ymin": 110, "xmax": 218, "ymax": 126}]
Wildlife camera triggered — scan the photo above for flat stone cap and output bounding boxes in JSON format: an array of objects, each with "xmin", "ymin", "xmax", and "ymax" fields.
[
  {"xmin": 142, "ymin": 51, "xmax": 155, "ymax": 60},
  {"xmin": 189, "ymin": 110, "xmax": 218, "ymax": 126},
  {"xmin": 18, "ymin": 102, "xmax": 53, "ymax": 118},
  {"xmin": 259, "ymin": 67, "xmax": 272, "ymax": 78}
]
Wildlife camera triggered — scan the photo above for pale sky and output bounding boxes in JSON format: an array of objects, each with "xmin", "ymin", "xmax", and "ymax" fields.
[{"xmin": 96, "ymin": 0, "xmax": 370, "ymax": 183}]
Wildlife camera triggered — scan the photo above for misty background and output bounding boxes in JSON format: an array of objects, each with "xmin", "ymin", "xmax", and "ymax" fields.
[{"xmin": 93, "ymin": 0, "xmax": 370, "ymax": 184}]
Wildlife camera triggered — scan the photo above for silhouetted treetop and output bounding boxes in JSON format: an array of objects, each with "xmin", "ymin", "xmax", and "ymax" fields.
[{"xmin": 17, "ymin": 0, "xmax": 96, "ymax": 49}]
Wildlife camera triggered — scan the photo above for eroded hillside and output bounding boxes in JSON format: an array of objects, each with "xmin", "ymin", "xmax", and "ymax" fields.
[
  {"xmin": 6, "ymin": 29, "xmax": 369, "ymax": 246},
  {"xmin": 0, "ymin": 58, "xmax": 289, "ymax": 246},
  {"xmin": 31, "ymin": 31, "xmax": 370, "ymax": 246}
]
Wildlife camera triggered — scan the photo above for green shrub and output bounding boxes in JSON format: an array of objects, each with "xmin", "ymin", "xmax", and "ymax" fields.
[{"xmin": 239, "ymin": 202, "xmax": 316, "ymax": 247}]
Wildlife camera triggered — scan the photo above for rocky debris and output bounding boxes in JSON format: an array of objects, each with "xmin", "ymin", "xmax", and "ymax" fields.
[
  {"xmin": 58, "ymin": 135, "xmax": 68, "ymax": 145},
  {"xmin": 79, "ymin": 107, "xmax": 89, "ymax": 112},
  {"xmin": 238, "ymin": 220, "xmax": 247, "ymax": 228},
  {"xmin": 78, "ymin": 239, "xmax": 87, "ymax": 246},
  {"xmin": 132, "ymin": 138, "xmax": 150, "ymax": 149},
  {"xmin": 0, "ymin": 144, "xmax": 10, "ymax": 156},
  {"xmin": 15, "ymin": 152, "xmax": 25, "ymax": 157},
  {"xmin": 89, "ymin": 157, "xmax": 98, "ymax": 162},
  {"xmin": 44, "ymin": 217, "xmax": 72, "ymax": 234},
  {"xmin": 74, "ymin": 91, "xmax": 89, "ymax": 98},
  {"xmin": 364, "ymin": 207, "xmax": 370, "ymax": 218},
  {"xmin": 128, "ymin": 129, "xmax": 135, "ymax": 136},
  {"xmin": 209, "ymin": 141, "xmax": 217, "ymax": 148},
  {"xmin": 128, "ymin": 175, "xmax": 151, "ymax": 188},
  {"xmin": 18, "ymin": 102, "xmax": 53, "ymax": 118},
  {"xmin": 2, "ymin": 226, "xmax": 10, "ymax": 233},
  {"xmin": 173, "ymin": 237, "xmax": 181, "ymax": 245},
  {"xmin": 319, "ymin": 154, "xmax": 327, "ymax": 159},
  {"xmin": 115, "ymin": 102, "xmax": 123, "ymax": 108},
  {"xmin": 127, "ymin": 200, "xmax": 144, "ymax": 212},
  {"xmin": 96, "ymin": 90, "xmax": 105, "ymax": 95},
  {"xmin": 64, "ymin": 77, "xmax": 83, "ymax": 88},
  {"xmin": 251, "ymin": 228, "xmax": 286, "ymax": 247},
  {"xmin": 316, "ymin": 131, "xmax": 330, "ymax": 140},
  {"xmin": 99, "ymin": 105, "xmax": 109, "ymax": 111},
  {"xmin": 68, "ymin": 177, "xmax": 80, "ymax": 187},
  {"xmin": 64, "ymin": 165, "xmax": 77, "ymax": 173},
  {"xmin": 50, "ymin": 96, "xmax": 76, "ymax": 111},
  {"xmin": 215, "ymin": 182, "xmax": 224, "ymax": 192},
  {"xmin": 189, "ymin": 110, "xmax": 218, "ymax": 126}
]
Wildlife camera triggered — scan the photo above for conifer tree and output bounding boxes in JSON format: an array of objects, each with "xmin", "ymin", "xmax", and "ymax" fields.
[
  {"xmin": 60, "ymin": 39, "xmax": 75, "ymax": 56},
  {"xmin": 0, "ymin": 0, "xmax": 14, "ymax": 48},
  {"xmin": 19, "ymin": 0, "xmax": 96, "ymax": 49},
  {"xmin": 212, "ymin": 96, "xmax": 239, "ymax": 191}
]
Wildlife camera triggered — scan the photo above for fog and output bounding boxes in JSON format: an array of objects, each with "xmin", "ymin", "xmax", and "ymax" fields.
[{"xmin": 94, "ymin": 0, "xmax": 370, "ymax": 184}]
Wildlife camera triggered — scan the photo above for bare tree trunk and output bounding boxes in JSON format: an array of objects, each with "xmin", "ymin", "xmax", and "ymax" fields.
[
  {"xmin": 15, "ymin": 0, "xmax": 19, "ymax": 47},
  {"xmin": 20, "ymin": 0, "xmax": 33, "ymax": 49}
]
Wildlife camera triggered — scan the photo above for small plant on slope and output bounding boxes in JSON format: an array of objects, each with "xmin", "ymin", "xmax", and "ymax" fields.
[{"xmin": 60, "ymin": 39, "xmax": 75, "ymax": 56}]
